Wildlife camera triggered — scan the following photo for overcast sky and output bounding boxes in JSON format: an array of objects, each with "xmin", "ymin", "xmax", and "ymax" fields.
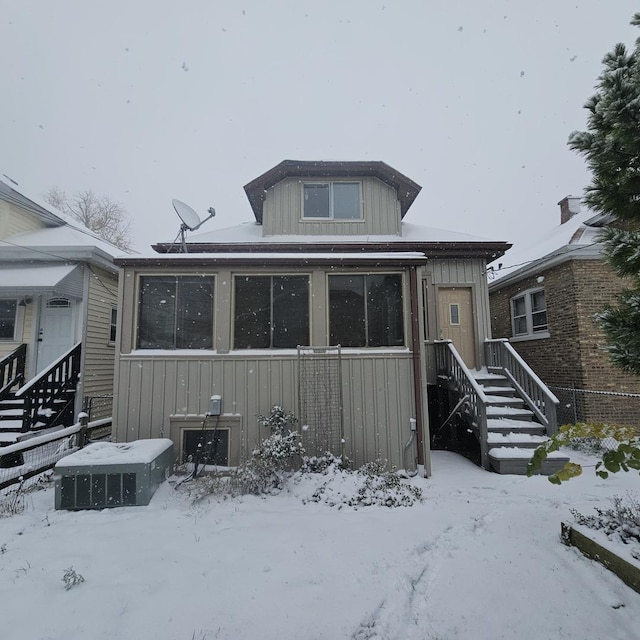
[{"xmin": 2, "ymin": 1, "xmax": 639, "ymax": 253}]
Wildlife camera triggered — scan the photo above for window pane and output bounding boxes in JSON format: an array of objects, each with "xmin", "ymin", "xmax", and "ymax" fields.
[
  {"xmin": 110, "ymin": 307, "xmax": 117, "ymax": 342},
  {"xmin": 512, "ymin": 297, "xmax": 525, "ymax": 317},
  {"xmin": 272, "ymin": 276, "xmax": 309, "ymax": 348},
  {"xmin": 138, "ymin": 277, "xmax": 176, "ymax": 348},
  {"xmin": 303, "ymin": 184, "xmax": 330, "ymax": 218},
  {"xmin": 0, "ymin": 300, "xmax": 17, "ymax": 340},
  {"xmin": 532, "ymin": 311, "xmax": 547, "ymax": 332},
  {"xmin": 367, "ymin": 275, "xmax": 404, "ymax": 347},
  {"xmin": 449, "ymin": 304, "xmax": 460, "ymax": 325},
  {"xmin": 514, "ymin": 317, "xmax": 527, "ymax": 335},
  {"xmin": 176, "ymin": 277, "xmax": 214, "ymax": 349},
  {"xmin": 234, "ymin": 277, "xmax": 271, "ymax": 349},
  {"xmin": 329, "ymin": 275, "xmax": 366, "ymax": 346},
  {"xmin": 531, "ymin": 290, "xmax": 546, "ymax": 313},
  {"xmin": 332, "ymin": 183, "xmax": 360, "ymax": 219}
]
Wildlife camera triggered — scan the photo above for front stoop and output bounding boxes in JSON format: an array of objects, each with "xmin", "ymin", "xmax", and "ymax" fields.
[{"xmin": 489, "ymin": 448, "xmax": 569, "ymax": 475}]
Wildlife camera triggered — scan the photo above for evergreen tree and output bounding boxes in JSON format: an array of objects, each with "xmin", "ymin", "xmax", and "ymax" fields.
[{"xmin": 569, "ymin": 13, "xmax": 640, "ymax": 375}]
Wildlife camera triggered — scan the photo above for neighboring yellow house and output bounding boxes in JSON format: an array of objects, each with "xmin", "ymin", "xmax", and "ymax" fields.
[{"xmin": 0, "ymin": 178, "xmax": 126, "ymax": 436}]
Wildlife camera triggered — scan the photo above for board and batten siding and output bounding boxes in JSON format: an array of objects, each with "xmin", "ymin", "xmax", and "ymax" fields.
[
  {"xmin": 261, "ymin": 177, "xmax": 402, "ymax": 237},
  {"xmin": 423, "ymin": 258, "xmax": 492, "ymax": 380},
  {"xmin": 113, "ymin": 351, "xmax": 415, "ymax": 469},
  {"xmin": 113, "ymin": 262, "xmax": 419, "ymax": 469},
  {"xmin": 81, "ymin": 266, "xmax": 119, "ymax": 419}
]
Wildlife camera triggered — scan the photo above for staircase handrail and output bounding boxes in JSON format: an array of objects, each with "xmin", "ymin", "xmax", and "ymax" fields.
[
  {"xmin": 0, "ymin": 343, "xmax": 26, "ymax": 398},
  {"xmin": 434, "ymin": 340, "xmax": 490, "ymax": 468},
  {"xmin": 15, "ymin": 342, "xmax": 82, "ymax": 432},
  {"xmin": 484, "ymin": 338, "xmax": 559, "ymax": 435}
]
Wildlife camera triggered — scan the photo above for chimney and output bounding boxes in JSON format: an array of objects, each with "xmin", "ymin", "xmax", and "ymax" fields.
[{"xmin": 558, "ymin": 196, "xmax": 581, "ymax": 224}]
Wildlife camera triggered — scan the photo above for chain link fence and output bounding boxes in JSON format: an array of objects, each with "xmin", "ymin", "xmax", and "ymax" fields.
[{"xmin": 550, "ymin": 385, "xmax": 640, "ymax": 450}]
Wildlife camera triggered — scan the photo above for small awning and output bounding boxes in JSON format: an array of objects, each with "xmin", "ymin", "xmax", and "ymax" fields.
[{"xmin": 0, "ymin": 264, "xmax": 83, "ymax": 299}]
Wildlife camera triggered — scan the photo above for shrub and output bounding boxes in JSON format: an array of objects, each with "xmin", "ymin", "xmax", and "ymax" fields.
[
  {"xmin": 62, "ymin": 567, "xmax": 85, "ymax": 590},
  {"xmin": 571, "ymin": 493, "xmax": 640, "ymax": 560}
]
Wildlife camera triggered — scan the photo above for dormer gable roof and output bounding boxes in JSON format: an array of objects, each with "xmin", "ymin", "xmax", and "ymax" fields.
[
  {"xmin": 243, "ymin": 160, "xmax": 421, "ymax": 223},
  {"xmin": 0, "ymin": 178, "xmax": 66, "ymax": 226}
]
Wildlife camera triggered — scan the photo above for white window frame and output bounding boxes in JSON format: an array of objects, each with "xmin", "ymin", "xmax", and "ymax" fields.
[
  {"xmin": 510, "ymin": 287, "xmax": 549, "ymax": 341},
  {"xmin": 109, "ymin": 305, "xmax": 117, "ymax": 345},
  {"xmin": 302, "ymin": 181, "xmax": 362, "ymax": 220}
]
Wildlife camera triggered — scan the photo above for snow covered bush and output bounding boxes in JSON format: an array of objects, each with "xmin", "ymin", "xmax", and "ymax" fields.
[
  {"xmin": 257, "ymin": 405, "xmax": 298, "ymax": 433},
  {"xmin": 307, "ymin": 458, "xmax": 423, "ymax": 509},
  {"xmin": 571, "ymin": 494, "xmax": 640, "ymax": 561}
]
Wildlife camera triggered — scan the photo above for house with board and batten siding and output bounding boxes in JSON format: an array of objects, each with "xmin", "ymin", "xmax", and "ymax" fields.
[
  {"xmin": 0, "ymin": 178, "xmax": 126, "ymax": 440},
  {"xmin": 113, "ymin": 160, "xmax": 561, "ymax": 476}
]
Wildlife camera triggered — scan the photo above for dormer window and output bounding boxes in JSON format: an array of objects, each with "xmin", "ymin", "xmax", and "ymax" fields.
[{"xmin": 303, "ymin": 182, "xmax": 361, "ymax": 220}]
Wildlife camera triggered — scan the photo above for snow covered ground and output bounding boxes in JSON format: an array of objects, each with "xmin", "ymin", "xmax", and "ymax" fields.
[{"xmin": 1, "ymin": 451, "xmax": 639, "ymax": 640}]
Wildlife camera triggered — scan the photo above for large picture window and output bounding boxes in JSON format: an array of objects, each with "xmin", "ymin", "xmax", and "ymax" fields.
[
  {"xmin": 303, "ymin": 182, "xmax": 361, "ymax": 219},
  {"xmin": 511, "ymin": 288, "xmax": 548, "ymax": 339},
  {"xmin": 328, "ymin": 274, "xmax": 404, "ymax": 347},
  {"xmin": 0, "ymin": 300, "xmax": 17, "ymax": 340},
  {"xmin": 138, "ymin": 276, "xmax": 214, "ymax": 349},
  {"xmin": 234, "ymin": 275, "xmax": 309, "ymax": 349}
]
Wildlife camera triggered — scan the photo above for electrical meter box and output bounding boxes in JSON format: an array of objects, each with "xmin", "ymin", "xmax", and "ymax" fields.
[{"xmin": 54, "ymin": 439, "xmax": 174, "ymax": 510}]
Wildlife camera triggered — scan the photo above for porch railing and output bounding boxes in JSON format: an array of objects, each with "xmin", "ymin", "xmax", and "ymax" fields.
[
  {"xmin": 0, "ymin": 343, "xmax": 26, "ymax": 399},
  {"xmin": 484, "ymin": 339, "xmax": 559, "ymax": 436},
  {"xmin": 15, "ymin": 343, "xmax": 82, "ymax": 432},
  {"xmin": 434, "ymin": 340, "xmax": 491, "ymax": 468}
]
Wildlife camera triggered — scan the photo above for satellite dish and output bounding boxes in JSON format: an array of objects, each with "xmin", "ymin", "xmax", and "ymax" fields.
[
  {"xmin": 172, "ymin": 199, "xmax": 201, "ymax": 231},
  {"xmin": 171, "ymin": 199, "xmax": 215, "ymax": 252}
]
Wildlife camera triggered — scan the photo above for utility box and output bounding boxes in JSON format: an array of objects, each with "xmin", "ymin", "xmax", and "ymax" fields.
[{"xmin": 54, "ymin": 439, "xmax": 174, "ymax": 510}]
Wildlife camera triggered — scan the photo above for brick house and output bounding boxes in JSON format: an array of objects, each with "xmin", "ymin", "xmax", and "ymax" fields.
[{"xmin": 488, "ymin": 196, "xmax": 640, "ymax": 428}]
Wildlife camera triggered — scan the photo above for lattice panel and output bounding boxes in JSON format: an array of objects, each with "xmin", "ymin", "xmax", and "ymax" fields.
[{"xmin": 297, "ymin": 346, "xmax": 344, "ymax": 458}]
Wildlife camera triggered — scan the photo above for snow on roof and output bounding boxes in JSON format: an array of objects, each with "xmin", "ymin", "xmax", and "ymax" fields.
[
  {"xmin": 157, "ymin": 219, "xmax": 497, "ymax": 248},
  {"xmin": 489, "ymin": 210, "xmax": 603, "ymax": 284}
]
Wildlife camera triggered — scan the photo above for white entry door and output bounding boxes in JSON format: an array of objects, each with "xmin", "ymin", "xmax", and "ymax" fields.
[{"xmin": 36, "ymin": 297, "xmax": 76, "ymax": 373}]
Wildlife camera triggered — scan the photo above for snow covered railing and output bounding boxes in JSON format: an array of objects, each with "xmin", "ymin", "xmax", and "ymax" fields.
[
  {"xmin": 0, "ymin": 343, "xmax": 26, "ymax": 398},
  {"xmin": 16, "ymin": 342, "xmax": 81, "ymax": 432},
  {"xmin": 0, "ymin": 416, "xmax": 111, "ymax": 491},
  {"xmin": 484, "ymin": 339, "xmax": 559, "ymax": 436},
  {"xmin": 434, "ymin": 340, "xmax": 491, "ymax": 469}
]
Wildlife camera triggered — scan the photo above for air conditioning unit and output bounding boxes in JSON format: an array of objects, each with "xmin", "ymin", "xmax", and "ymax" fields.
[{"xmin": 54, "ymin": 439, "xmax": 174, "ymax": 510}]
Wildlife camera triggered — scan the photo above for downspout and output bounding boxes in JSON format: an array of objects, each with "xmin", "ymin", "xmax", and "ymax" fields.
[{"xmin": 409, "ymin": 266, "xmax": 425, "ymax": 467}]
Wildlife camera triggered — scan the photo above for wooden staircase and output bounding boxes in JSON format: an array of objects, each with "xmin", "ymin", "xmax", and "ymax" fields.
[
  {"xmin": 434, "ymin": 339, "xmax": 565, "ymax": 475},
  {"xmin": 473, "ymin": 371, "xmax": 569, "ymax": 475},
  {"xmin": 0, "ymin": 343, "xmax": 81, "ymax": 446}
]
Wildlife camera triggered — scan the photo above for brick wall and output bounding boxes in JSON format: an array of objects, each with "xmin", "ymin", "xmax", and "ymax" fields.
[{"xmin": 490, "ymin": 257, "xmax": 640, "ymax": 427}]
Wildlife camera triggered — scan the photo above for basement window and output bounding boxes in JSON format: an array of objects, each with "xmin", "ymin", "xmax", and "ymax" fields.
[{"xmin": 511, "ymin": 288, "xmax": 548, "ymax": 340}]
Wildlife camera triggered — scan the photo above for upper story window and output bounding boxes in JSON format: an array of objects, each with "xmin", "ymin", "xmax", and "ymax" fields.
[
  {"xmin": 328, "ymin": 274, "xmax": 404, "ymax": 347},
  {"xmin": 303, "ymin": 182, "xmax": 361, "ymax": 219},
  {"xmin": 511, "ymin": 288, "xmax": 548, "ymax": 339},
  {"xmin": 0, "ymin": 300, "xmax": 18, "ymax": 340},
  {"xmin": 234, "ymin": 275, "xmax": 309, "ymax": 349},
  {"xmin": 138, "ymin": 276, "xmax": 214, "ymax": 349}
]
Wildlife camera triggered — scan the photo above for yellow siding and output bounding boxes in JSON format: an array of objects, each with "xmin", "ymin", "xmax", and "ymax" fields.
[
  {"xmin": 0, "ymin": 200, "xmax": 50, "ymax": 239},
  {"xmin": 82, "ymin": 267, "xmax": 119, "ymax": 419}
]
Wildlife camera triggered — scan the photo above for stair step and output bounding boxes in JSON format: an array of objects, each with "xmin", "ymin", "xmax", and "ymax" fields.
[
  {"xmin": 479, "ymin": 386, "xmax": 516, "ymax": 397},
  {"xmin": 487, "ymin": 432, "xmax": 548, "ymax": 449},
  {"xmin": 0, "ymin": 420, "xmax": 24, "ymax": 432},
  {"xmin": 484, "ymin": 395, "xmax": 524, "ymax": 407},
  {"xmin": 0, "ymin": 408, "xmax": 23, "ymax": 417},
  {"xmin": 487, "ymin": 418, "xmax": 545, "ymax": 436},
  {"xmin": 488, "ymin": 447, "xmax": 570, "ymax": 476},
  {"xmin": 486, "ymin": 406, "xmax": 534, "ymax": 421}
]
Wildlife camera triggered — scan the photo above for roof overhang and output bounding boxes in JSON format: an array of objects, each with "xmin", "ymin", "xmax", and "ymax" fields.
[
  {"xmin": 116, "ymin": 251, "xmax": 429, "ymax": 269},
  {"xmin": 0, "ymin": 264, "xmax": 84, "ymax": 298},
  {"xmin": 243, "ymin": 160, "xmax": 422, "ymax": 222},
  {"xmin": 488, "ymin": 243, "xmax": 603, "ymax": 290},
  {"xmin": 151, "ymin": 241, "xmax": 510, "ymax": 263}
]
